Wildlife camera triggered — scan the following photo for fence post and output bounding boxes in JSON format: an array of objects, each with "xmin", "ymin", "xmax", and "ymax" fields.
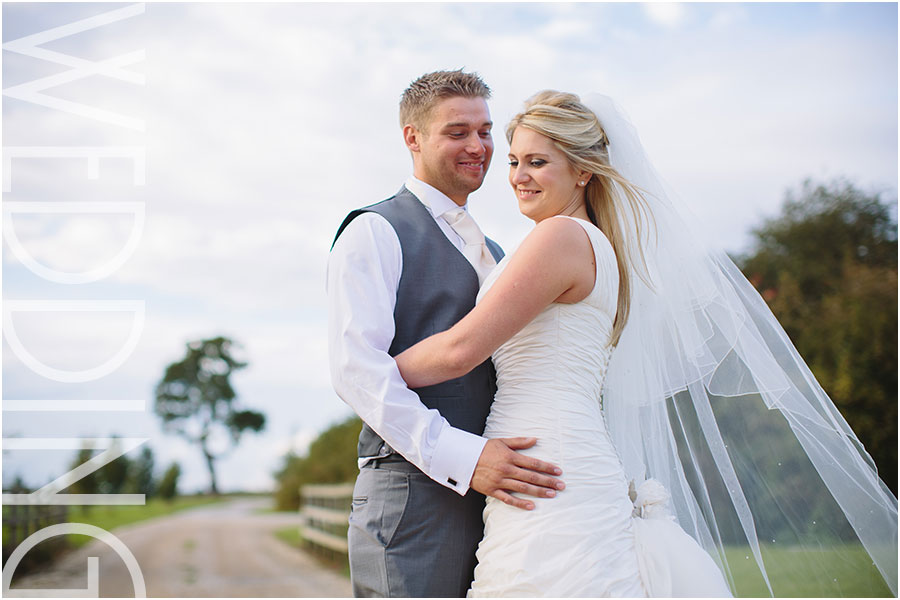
[
  {"xmin": 2, "ymin": 503, "xmax": 70, "ymax": 569},
  {"xmin": 299, "ymin": 483, "xmax": 354, "ymax": 560}
]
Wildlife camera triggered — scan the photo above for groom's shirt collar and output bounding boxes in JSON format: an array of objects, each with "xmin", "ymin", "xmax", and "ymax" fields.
[{"xmin": 405, "ymin": 175, "xmax": 469, "ymax": 218}]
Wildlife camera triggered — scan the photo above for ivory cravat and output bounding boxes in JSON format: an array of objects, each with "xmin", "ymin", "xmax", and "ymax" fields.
[{"xmin": 444, "ymin": 207, "xmax": 496, "ymax": 285}]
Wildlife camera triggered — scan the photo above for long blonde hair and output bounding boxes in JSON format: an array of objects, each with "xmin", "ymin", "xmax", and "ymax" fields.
[{"xmin": 506, "ymin": 91, "xmax": 650, "ymax": 346}]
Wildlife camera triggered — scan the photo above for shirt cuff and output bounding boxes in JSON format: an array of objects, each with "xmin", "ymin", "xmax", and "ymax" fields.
[{"xmin": 429, "ymin": 424, "xmax": 488, "ymax": 496}]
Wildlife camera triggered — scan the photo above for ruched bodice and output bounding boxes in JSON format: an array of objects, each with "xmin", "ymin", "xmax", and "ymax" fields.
[
  {"xmin": 469, "ymin": 217, "xmax": 646, "ymax": 597},
  {"xmin": 489, "ymin": 268, "xmax": 615, "ymax": 400},
  {"xmin": 480, "ymin": 217, "xmax": 618, "ymax": 451}
]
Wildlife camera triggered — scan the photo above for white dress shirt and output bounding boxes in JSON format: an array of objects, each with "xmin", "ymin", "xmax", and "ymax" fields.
[{"xmin": 327, "ymin": 176, "xmax": 489, "ymax": 495}]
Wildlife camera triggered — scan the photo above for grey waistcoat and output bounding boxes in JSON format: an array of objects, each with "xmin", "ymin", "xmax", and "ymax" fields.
[{"xmin": 333, "ymin": 186, "xmax": 504, "ymax": 459}]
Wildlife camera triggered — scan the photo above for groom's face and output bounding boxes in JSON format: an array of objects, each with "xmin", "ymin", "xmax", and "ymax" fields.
[{"xmin": 406, "ymin": 96, "xmax": 493, "ymax": 206}]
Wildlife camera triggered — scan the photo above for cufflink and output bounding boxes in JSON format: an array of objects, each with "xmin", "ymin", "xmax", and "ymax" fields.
[{"xmin": 448, "ymin": 477, "xmax": 458, "ymax": 487}]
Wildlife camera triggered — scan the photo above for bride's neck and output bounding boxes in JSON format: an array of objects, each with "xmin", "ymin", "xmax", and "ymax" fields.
[{"xmin": 559, "ymin": 200, "xmax": 590, "ymax": 222}]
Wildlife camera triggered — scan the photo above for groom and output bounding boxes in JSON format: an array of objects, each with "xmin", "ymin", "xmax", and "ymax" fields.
[{"xmin": 327, "ymin": 70, "xmax": 564, "ymax": 597}]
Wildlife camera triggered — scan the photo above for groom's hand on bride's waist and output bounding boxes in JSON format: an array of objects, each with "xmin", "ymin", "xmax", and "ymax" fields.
[{"xmin": 471, "ymin": 438, "xmax": 565, "ymax": 511}]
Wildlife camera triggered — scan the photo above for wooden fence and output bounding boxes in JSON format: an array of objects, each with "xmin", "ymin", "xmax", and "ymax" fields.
[
  {"xmin": 300, "ymin": 483, "xmax": 353, "ymax": 559},
  {"xmin": 2, "ymin": 504, "xmax": 69, "ymax": 570}
]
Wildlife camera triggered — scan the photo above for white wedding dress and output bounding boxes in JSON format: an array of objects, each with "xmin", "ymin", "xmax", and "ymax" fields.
[{"xmin": 468, "ymin": 216, "xmax": 733, "ymax": 598}]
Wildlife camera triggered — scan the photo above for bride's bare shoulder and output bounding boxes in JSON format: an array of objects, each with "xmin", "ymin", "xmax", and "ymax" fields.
[
  {"xmin": 521, "ymin": 215, "xmax": 595, "ymax": 257},
  {"xmin": 508, "ymin": 216, "xmax": 596, "ymax": 302}
]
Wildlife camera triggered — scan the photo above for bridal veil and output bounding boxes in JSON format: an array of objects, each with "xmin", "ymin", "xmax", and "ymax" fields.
[{"xmin": 588, "ymin": 94, "xmax": 898, "ymax": 596}]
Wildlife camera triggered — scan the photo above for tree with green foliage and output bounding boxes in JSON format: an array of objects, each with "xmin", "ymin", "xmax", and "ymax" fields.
[
  {"xmin": 6, "ymin": 474, "xmax": 30, "ymax": 494},
  {"xmin": 96, "ymin": 436, "xmax": 131, "ymax": 495},
  {"xmin": 274, "ymin": 416, "xmax": 361, "ymax": 510},
  {"xmin": 64, "ymin": 445, "xmax": 102, "ymax": 512},
  {"xmin": 126, "ymin": 446, "xmax": 156, "ymax": 497},
  {"xmin": 157, "ymin": 462, "xmax": 181, "ymax": 501},
  {"xmin": 154, "ymin": 336, "xmax": 266, "ymax": 494},
  {"xmin": 62, "ymin": 438, "xmax": 159, "ymax": 500},
  {"xmin": 737, "ymin": 178, "xmax": 897, "ymax": 492}
]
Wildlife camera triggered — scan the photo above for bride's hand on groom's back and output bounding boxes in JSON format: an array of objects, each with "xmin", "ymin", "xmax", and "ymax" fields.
[{"xmin": 471, "ymin": 438, "xmax": 565, "ymax": 510}]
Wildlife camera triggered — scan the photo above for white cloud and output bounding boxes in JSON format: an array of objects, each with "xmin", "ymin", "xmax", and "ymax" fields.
[
  {"xmin": 642, "ymin": 3, "xmax": 686, "ymax": 29},
  {"xmin": 3, "ymin": 212, "xmax": 138, "ymax": 278},
  {"xmin": 539, "ymin": 18, "xmax": 594, "ymax": 40},
  {"xmin": 708, "ymin": 5, "xmax": 748, "ymax": 31}
]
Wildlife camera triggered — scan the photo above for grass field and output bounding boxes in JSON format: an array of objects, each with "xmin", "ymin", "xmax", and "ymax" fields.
[
  {"xmin": 724, "ymin": 543, "xmax": 893, "ymax": 597},
  {"xmin": 270, "ymin": 531, "xmax": 893, "ymax": 594},
  {"xmin": 2, "ymin": 495, "xmax": 228, "ymax": 575},
  {"xmin": 63, "ymin": 495, "xmax": 226, "ymax": 547},
  {"xmin": 274, "ymin": 525, "xmax": 351, "ymax": 579},
  {"xmin": 274, "ymin": 524, "xmax": 304, "ymax": 548}
]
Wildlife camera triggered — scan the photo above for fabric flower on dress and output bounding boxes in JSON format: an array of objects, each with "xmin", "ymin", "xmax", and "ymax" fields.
[{"xmin": 631, "ymin": 479, "xmax": 675, "ymax": 520}]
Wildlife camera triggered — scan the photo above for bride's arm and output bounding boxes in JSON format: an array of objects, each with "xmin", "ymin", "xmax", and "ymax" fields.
[{"xmin": 396, "ymin": 216, "xmax": 596, "ymax": 387}]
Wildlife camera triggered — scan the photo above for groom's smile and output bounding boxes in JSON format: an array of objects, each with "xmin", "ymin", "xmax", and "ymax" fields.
[
  {"xmin": 459, "ymin": 159, "xmax": 486, "ymax": 174},
  {"xmin": 405, "ymin": 95, "xmax": 494, "ymax": 206}
]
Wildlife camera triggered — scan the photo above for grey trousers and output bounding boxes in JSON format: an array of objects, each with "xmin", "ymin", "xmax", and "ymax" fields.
[{"xmin": 348, "ymin": 461, "xmax": 485, "ymax": 598}]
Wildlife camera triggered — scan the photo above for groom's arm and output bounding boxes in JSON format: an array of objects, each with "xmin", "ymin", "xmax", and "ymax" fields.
[{"xmin": 327, "ymin": 213, "xmax": 486, "ymax": 495}]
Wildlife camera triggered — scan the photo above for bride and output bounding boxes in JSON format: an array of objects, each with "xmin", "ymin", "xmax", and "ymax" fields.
[{"xmin": 394, "ymin": 91, "xmax": 898, "ymax": 597}]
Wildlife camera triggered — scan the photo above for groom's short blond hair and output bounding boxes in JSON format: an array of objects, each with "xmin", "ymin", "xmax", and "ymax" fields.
[{"xmin": 399, "ymin": 69, "xmax": 491, "ymax": 131}]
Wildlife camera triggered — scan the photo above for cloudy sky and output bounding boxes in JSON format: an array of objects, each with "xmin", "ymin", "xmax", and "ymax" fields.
[{"xmin": 2, "ymin": 2, "xmax": 897, "ymax": 493}]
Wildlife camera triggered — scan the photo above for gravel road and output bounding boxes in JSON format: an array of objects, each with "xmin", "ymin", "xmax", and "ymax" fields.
[{"xmin": 7, "ymin": 497, "xmax": 352, "ymax": 597}]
